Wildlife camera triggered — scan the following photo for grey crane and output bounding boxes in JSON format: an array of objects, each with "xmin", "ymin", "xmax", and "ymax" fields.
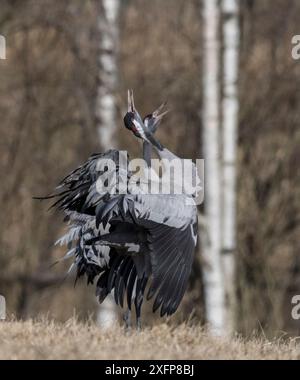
[{"xmin": 38, "ymin": 91, "xmax": 198, "ymax": 329}]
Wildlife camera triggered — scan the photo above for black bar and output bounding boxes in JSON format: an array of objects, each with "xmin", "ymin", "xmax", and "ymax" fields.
[{"xmin": 0, "ymin": 360, "xmax": 299, "ymax": 377}]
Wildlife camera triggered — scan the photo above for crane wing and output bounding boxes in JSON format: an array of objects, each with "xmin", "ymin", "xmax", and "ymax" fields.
[
  {"xmin": 36, "ymin": 149, "xmax": 129, "ymax": 213},
  {"xmin": 96, "ymin": 194, "xmax": 198, "ymax": 317},
  {"xmin": 145, "ymin": 220, "xmax": 197, "ymax": 316}
]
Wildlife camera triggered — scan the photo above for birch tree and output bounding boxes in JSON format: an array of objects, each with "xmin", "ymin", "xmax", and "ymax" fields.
[
  {"xmin": 95, "ymin": 0, "xmax": 121, "ymax": 327},
  {"xmin": 202, "ymin": 0, "xmax": 225, "ymax": 335},
  {"xmin": 221, "ymin": 0, "xmax": 239, "ymax": 332},
  {"xmin": 0, "ymin": 295, "xmax": 5, "ymax": 320},
  {"xmin": 96, "ymin": 0, "xmax": 120, "ymax": 149},
  {"xmin": 0, "ymin": 35, "xmax": 5, "ymax": 60}
]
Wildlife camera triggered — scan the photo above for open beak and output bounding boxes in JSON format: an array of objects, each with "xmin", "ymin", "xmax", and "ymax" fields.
[
  {"xmin": 152, "ymin": 102, "xmax": 169, "ymax": 122},
  {"xmin": 145, "ymin": 102, "xmax": 169, "ymax": 134},
  {"xmin": 127, "ymin": 89, "xmax": 135, "ymax": 113}
]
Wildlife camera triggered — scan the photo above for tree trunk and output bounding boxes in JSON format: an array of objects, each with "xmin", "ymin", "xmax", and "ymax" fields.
[
  {"xmin": 0, "ymin": 35, "xmax": 5, "ymax": 60},
  {"xmin": 0, "ymin": 295, "xmax": 6, "ymax": 320},
  {"xmin": 95, "ymin": 0, "xmax": 121, "ymax": 327},
  {"xmin": 221, "ymin": 0, "xmax": 239, "ymax": 333},
  {"xmin": 95, "ymin": 0, "xmax": 120, "ymax": 149},
  {"xmin": 202, "ymin": 0, "xmax": 225, "ymax": 335}
]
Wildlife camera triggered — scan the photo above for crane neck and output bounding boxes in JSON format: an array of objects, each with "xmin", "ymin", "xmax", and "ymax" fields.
[{"xmin": 143, "ymin": 141, "xmax": 152, "ymax": 168}]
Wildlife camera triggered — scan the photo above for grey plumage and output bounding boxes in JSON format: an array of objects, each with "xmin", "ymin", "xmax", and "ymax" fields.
[{"xmin": 37, "ymin": 91, "xmax": 198, "ymax": 326}]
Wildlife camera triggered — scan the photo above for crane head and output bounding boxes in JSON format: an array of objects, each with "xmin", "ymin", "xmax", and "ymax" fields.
[
  {"xmin": 143, "ymin": 102, "xmax": 169, "ymax": 134},
  {"xmin": 124, "ymin": 90, "xmax": 169, "ymax": 138},
  {"xmin": 123, "ymin": 89, "xmax": 145, "ymax": 139}
]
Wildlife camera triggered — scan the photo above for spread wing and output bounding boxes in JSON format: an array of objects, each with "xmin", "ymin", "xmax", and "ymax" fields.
[
  {"xmin": 96, "ymin": 194, "xmax": 198, "ymax": 316},
  {"xmin": 36, "ymin": 150, "xmax": 141, "ymax": 308},
  {"xmin": 35, "ymin": 149, "xmax": 129, "ymax": 213},
  {"xmin": 146, "ymin": 221, "xmax": 197, "ymax": 316}
]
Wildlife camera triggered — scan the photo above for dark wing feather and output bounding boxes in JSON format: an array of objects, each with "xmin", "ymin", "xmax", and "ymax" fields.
[
  {"xmin": 146, "ymin": 223, "xmax": 196, "ymax": 316},
  {"xmin": 42, "ymin": 149, "xmax": 130, "ymax": 214},
  {"xmin": 115, "ymin": 257, "xmax": 134, "ymax": 308},
  {"xmin": 114, "ymin": 256, "xmax": 130, "ymax": 305},
  {"xmin": 97, "ymin": 194, "xmax": 198, "ymax": 316},
  {"xmin": 126, "ymin": 266, "xmax": 137, "ymax": 310}
]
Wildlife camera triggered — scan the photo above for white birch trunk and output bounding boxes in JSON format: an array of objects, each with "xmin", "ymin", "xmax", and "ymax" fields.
[
  {"xmin": 96, "ymin": 0, "xmax": 120, "ymax": 149},
  {"xmin": 202, "ymin": 0, "xmax": 225, "ymax": 335},
  {"xmin": 95, "ymin": 0, "xmax": 120, "ymax": 328},
  {"xmin": 0, "ymin": 295, "xmax": 6, "ymax": 320},
  {"xmin": 0, "ymin": 35, "xmax": 6, "ymax": 60},
  {"xmin": 221, "ymin": 0, "xmax": 239, "ymax": 332}
]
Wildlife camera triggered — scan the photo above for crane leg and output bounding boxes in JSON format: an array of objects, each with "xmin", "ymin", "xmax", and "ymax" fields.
[
  {"xmin": 136, "ymin": 316, "xmax": 142, "ymax": 331},
  {"xmin": 123, "ymin": 308, "xmax": 131, "ymax": 331},
  {"xmin": 134, "ymin": 299, "xmax": 142, "ymax": 331}
]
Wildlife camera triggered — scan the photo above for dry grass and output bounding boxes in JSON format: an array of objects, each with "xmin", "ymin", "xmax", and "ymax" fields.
[{"xmin": 0, "ymin": 318, "xmax": 299, "ymax": 360}]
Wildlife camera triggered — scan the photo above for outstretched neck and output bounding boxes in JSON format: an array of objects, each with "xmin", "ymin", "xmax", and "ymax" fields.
[{"xmin": 143, "ymin": 141, "xmax": 152, "ymax": 167}]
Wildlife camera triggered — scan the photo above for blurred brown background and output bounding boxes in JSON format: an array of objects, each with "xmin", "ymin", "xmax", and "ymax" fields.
[{"xmin": 0, "ymin": 0, "xmax": 299, "ymax": 337}]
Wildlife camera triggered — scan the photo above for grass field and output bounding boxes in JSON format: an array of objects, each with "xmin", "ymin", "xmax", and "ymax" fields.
[{"xmin": 0, "ymin": 318, "xmax": 299, "ymax": 360}]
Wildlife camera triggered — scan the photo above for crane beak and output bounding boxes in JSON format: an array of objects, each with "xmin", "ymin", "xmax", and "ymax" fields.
[
  {"xmin": 152, "ymin": 102, "xmax": 170, "ymax": 125},
  {"xmin": 146, "ymin": 102, "xmax": 169, "ymax": 133},
  {"xmin": 152, "ymin": 102, "xmax": 169, "ymax": 121},
  {"xmin": 127, "ymin": 89, "xmax": 135, "ymax": 112}
]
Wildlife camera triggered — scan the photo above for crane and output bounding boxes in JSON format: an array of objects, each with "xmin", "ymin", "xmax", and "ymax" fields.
[{"xmin": 39, "ymin": 91, "xmax": 198, "ymax": 329}]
